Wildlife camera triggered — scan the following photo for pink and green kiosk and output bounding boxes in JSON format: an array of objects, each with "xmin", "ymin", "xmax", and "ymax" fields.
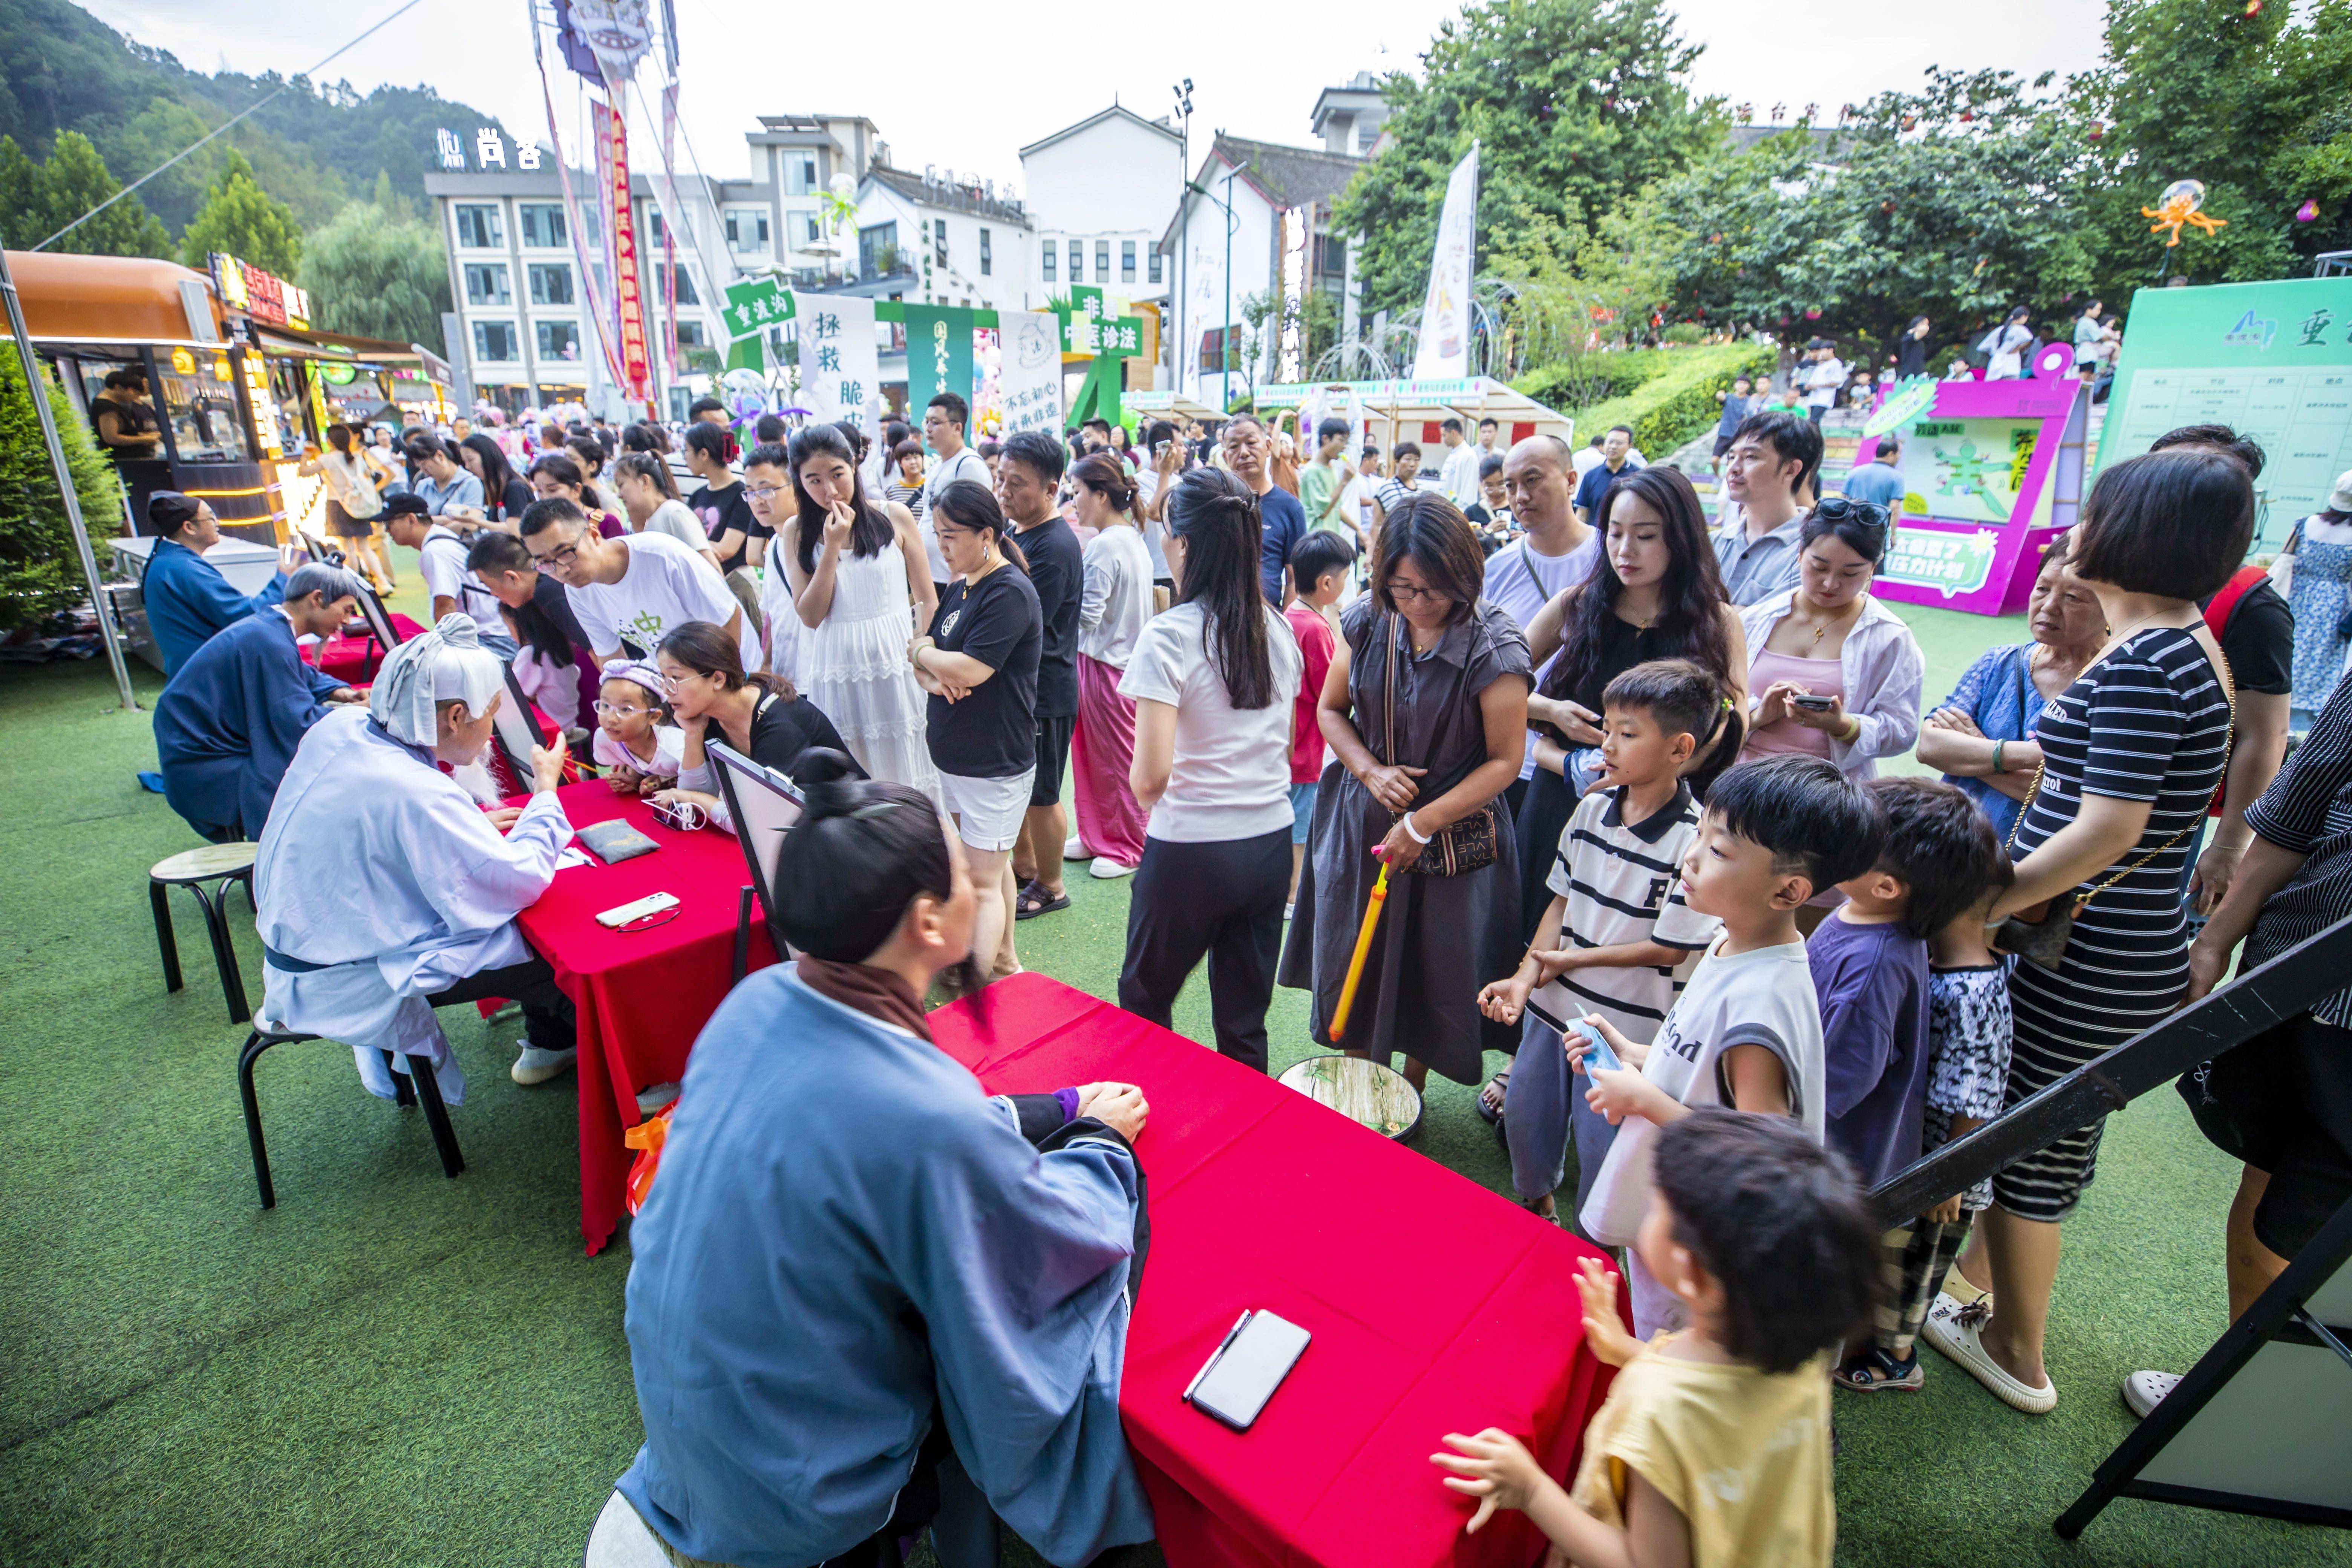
[{"xmin": 1859, "ymin": 341, "xmax": 2088, "ymax": 616}]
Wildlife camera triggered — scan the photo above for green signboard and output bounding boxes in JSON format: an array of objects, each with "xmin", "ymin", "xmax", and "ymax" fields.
[
  {"xmin": 905, "ymin": 304, "xmax": 977, "ymax": 439},
  {"xmin": 721, "ymin": 277, "xmax": 793, "ymax": 341},
  {"xmin": 2094, "ymin": 277, "xmax": 2352, "ymax": 549}
]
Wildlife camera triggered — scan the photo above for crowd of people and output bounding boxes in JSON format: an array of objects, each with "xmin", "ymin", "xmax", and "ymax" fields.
[{"xmin": 130, "ymin": 373, "xmax": 2352, "ymax": 1566}]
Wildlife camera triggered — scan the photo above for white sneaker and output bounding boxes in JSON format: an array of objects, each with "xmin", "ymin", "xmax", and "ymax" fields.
[
  {"xmin": 511, "ymin": 1044, "xmax": 578, "ymax": 1085},
  {"xmin": 1063, "ymin": 836, "xmax": 1088, "ymax": 861},
  {"xmin": 635, "ymin": 1080, "xmax": 681, "ymax": 1116},
  {"xmin": 1089, "ymin": 856, "xmax": 1136, "ymax": 879},
  {"xmin": 1921, "ymin": 1299, "xmax": 2056, "ymax": 1414},
  {"xmin": 2122, "ymin": 1369, "xmax": 2180, "ymax": 1419}
]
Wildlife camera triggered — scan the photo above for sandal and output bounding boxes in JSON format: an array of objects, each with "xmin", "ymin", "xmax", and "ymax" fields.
[
  {"xmin": 1834, "ymin": 1346, "xmax": 1923, "ymax": 1393},
  {"xmin": 1015, "ymin": 880, "xmax": 1071, "ymax": 920},
  {"xmin": 1476, "ymin": 1070, "xmax": 1510, "ymax": 1124}
]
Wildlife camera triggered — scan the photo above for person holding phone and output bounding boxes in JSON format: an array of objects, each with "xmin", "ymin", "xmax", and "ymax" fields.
[{"xmin": 1736, "ymin": 498, "xmax": 1922, "ymax": 785}]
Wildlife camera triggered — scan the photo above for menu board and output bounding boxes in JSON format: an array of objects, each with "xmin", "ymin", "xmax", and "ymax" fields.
[{"xmin": 2094, "ymin": 279, "xmax": 2352, "ymax": 550}]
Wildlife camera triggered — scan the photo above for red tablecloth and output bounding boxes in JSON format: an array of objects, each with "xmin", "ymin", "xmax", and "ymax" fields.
[
  {"xmin": 308, "ymin": 613, "xmax": 427, "ymax": 684},
  {"xmin": 931, "ymin": 975, "xmax": 1622, "ymax": 1568},
  {"xmin": 514, "ymin": 780, "xmax": 776, "ymax": 1252}
]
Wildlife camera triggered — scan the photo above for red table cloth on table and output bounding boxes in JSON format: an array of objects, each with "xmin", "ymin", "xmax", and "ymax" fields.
[
  {"xmin": 930, "ymin": 975, "xmax": 1623, "ymax": 1568},
  {"xmin": 308, "ymin": 613, "xmax": 427, "ymax": 685},
  {"xmin": 514, "ymin": 780, "xmax": 776, "ymax": 1253}
]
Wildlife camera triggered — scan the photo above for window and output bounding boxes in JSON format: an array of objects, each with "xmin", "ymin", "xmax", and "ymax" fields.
[
  {"xmin": 455, "ymin": 204, "xmax": 502, "ymax": 248},
  {"xmin": 675, "ymin": 320, "xmax": 707, "ymax": 348},
  {"xmin": 645, "ymin": 208, "xmax": 664, "ymax": 245},
  {"xmin": 1149, "ymin": 245, "xmax": 1162, "ymax": 285},
  {"xmin": 1358, "ymin": 127, "xmax": 1378, "ymax": 154},
  {"xmin": 786, "ymin": 153, "xmax": 819, "ymax": 195},
  {"xmin": 1067, "ymin": 239, "xmax": 1083, "ymax": 282},
  {"xmin": 655, "ymin": 262, "xmax": 700, "ymax": 305},
  {"xmin": 473, "ymin": 320, "xmax": 519, "ymax": 362},
  {"xmin": 1312, "ymin": 233, "xmax": 1347, "ymax": 280},
  {"xmin": 932, "ymin": 219, "xmax": 948, "ymax": 265},
  {"xmin": 801, "ymin": 213, "xmax": 821, "ymax": 248},
  {"xmin": 1041, "ymin": 239, "xmax": 1057, "ymax": 282},
  {"xmin": 980, "ymin": 228, "xmax": 992, "ymax": 277},
  {"xmin": 859, "ymin": 222, "xmax": 899, "ymax": 277},
  {"xmin": 527, "ymin": 263, "xmax": 573, "ymax": 306},
  {"xmin": 462, "ymin": 263, "xmax": 510, "ymax": 306},
  {"xmin": 536, "ymin": 320, "xmax": 580, "ymax": 361},
  {"xmin": 1121, "ymin": 240, "xmax": 1136, "ymax": 282},
  {"xmin": 1095, "ymin": 240, "xmax": 1110, "ymax": 280},
  {"xmin": 725, "ymin": 208, "xmax": 770, "ymax": 252},
  {"xmin": 517, "ymin": 203, "xmax": 567, "ymax": 248},
  {"xmin": 1199, "ymin": 327, "xmax": 1237, "ymax": 375}
]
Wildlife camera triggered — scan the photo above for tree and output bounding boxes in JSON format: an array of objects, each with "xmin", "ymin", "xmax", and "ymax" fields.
[
  {"xmin": 0, "ymin": 130, "xmax": 172, "ymax": 256},
  {"xmin": 0, "ymin": 348, "xmax": 119, "ymax": 636},
  {"xmin": 1333, "ymin": 0, "xmax": 1723, "ymax": 318},
  {"xmin": 180, "ymin": 149, "xmax": 302, "ymax": 274},
  {"xmin": 300, "ymin": 199, "xmax": 451, "ymax": 354}
]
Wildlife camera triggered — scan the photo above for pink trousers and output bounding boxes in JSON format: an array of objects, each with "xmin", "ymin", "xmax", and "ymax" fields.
[{"xmin": 1072, "ymin": 653, "xmax": 1148, "ymax": 868}]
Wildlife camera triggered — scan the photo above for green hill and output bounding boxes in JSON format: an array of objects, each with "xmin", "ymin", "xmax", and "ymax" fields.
[{"xmin": 0, "ymin": 0, "xmax": 512, "ymax": 240}]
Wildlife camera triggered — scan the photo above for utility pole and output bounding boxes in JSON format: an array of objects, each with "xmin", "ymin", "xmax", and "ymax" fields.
[
  {"xmin": 1171, "ymin": 80, "xmax": 1192, "ymax": 400},
  {"xmin": 0, "ymin": 245, "xmax": 137, "ymax": 710}
]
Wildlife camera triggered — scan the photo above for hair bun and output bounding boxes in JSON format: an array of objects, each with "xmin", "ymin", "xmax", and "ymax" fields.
[{"xmin": 792, "ymin": 748, "xmax": 863, "ymax": 821}]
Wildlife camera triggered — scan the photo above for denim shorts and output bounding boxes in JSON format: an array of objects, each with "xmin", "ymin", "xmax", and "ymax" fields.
[{"xmin": 1288, "ymin": 780, "xmax": 1319, "ymax": 845}]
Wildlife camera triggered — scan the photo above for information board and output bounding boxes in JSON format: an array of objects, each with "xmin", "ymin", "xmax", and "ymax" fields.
[{"xmin": 2093, "ymin": 278, "xmax": 2352, "ymax": 550}]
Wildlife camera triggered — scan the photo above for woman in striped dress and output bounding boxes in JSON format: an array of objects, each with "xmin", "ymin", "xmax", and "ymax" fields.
[{"xmin": 1929, "ymin": 450, "xmax": 2245, "ymax": 1414}]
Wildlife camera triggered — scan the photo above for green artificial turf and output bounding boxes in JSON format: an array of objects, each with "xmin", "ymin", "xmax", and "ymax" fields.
[{"xmin": 0, "ymin": 570, "xmax": 2344, "ymax": 1568}]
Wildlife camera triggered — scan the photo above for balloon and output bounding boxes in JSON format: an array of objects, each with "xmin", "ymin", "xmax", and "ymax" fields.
[
  {"xmin": 2142, "ymin": 180, "xmax": 2226, "ymax": 248},
  {"xmin": 2297, "ymin": 199, "xmax": 2321, "ymax": 223}
]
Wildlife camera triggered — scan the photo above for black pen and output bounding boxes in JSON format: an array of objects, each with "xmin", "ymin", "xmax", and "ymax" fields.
[{"xmin": 1183, "ymin": 1309, "xmax": 1254, "ymax": 1402}]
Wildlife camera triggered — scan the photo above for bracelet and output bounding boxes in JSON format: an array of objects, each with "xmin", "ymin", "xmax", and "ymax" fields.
[
  {"xmin": 1992, "ymin": 739, "xmax": 2006, "ymax": 775},
  {"xmin": 1401, "ymin": 811, "xmax": 1433, "ymax": 844},
  {"xmin": 1839, "ymin": 714, "xmax": 1862, "ymax": 743}
]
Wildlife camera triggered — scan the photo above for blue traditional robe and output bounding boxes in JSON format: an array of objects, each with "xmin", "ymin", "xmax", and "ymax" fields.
[
  {"xmin": 153, "ymin": 609, "xmax": 343, "ymax": 840},
  {"xmin": 619, "ymin": 969, "xmax": 1153, "ymax": 1568},
  {"xmin": 141, "ymin": 536, "xmax": 285, "ymax": 675}
]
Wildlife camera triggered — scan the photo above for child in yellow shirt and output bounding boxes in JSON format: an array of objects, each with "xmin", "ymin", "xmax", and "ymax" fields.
[{"xmin": 1433, "ymin": 1109, "xmax": 1880, "ymax": 1567}]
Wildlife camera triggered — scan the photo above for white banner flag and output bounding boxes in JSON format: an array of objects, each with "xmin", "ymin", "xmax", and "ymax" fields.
[
  {"xmin": 1409, "ymin": 142, "xmax": 1478, "ymax": 381},
  {"xmin": 997, "ymin": 310, "xmax": 1065, "ymax": 438},
  {"xmin": 793, "ymin": 293, "xmax": 880, "ymax": 435}
]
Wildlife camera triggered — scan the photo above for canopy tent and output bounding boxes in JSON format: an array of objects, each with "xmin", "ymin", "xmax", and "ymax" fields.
[
  {"xmin": 1123, "ymin": 390, "xmax": 1222, "ymax": 423},
  {"xmin": 1250, "ymin": 375, "xmax": 1573, "ymax": 449}
]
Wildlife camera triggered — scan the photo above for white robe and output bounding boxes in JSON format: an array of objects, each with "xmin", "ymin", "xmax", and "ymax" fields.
[{"xmin": 254, "ymin": 707, "xmax": 573, "ymax": 1102}]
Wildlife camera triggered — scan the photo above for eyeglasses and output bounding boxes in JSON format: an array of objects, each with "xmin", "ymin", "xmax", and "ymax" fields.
[
  {"xmin": 532, "ymin": 540, "xmax": 584, "ymax": 574},
  {"xmin": 648, "ymin": 796, "xmax": 708, "ymax": 833},
  {"xmin": 657, "ymin": 669, "xmax": 706, "ymax": 692},
  {"xmin": 1384, "ymin": 579, "xmax": 1455, "ymax": 606},
  {"xmin": 1813, "ymin": 496, "xmax": 1891, "ymax": 532},
  {"xmin": 592, "ymin": 700, "xmax": 655, "ymax": 718},
  {"xmin": 745, "ymin": 483, "xmax": 787, "ymax": 500}
]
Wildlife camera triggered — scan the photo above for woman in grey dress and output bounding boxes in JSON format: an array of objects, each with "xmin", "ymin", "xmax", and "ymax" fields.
[{"xmin": 1280, "ymin": 492, "xmax": 1532, "ymax": 1090}]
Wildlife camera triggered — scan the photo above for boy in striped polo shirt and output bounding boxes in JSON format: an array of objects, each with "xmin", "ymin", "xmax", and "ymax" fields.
[{"xmin": 1482, "ymin": 660, "xmax": 1735, "ymax": 1228}]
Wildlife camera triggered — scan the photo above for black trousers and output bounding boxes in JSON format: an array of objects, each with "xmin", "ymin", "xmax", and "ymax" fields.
[
  {"xmin": 1119, "ymin": 827, "xmax": 1290, "ymax": 1073},
  {"xmin": 424, "ymin": 956, "xmax": 576, "ymax": 1054}
]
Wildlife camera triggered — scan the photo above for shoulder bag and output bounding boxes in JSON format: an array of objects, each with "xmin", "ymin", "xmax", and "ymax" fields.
[{"xmin": 1383, "ymin": 612, "xmax": 1500, "ymax": 877}]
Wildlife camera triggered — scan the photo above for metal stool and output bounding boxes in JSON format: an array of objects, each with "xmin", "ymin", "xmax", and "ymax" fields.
[
  {"xmin": 149, "ymin": 843, "xmax": 258, "ymax": 1023},
  {"xmin": 1277, "ymin": 1054, "xmax": 1425, "ymax": 1141},
  {"xmin": 237, "ymin": 1026, "xmax": 465, "ymax": 1208}
]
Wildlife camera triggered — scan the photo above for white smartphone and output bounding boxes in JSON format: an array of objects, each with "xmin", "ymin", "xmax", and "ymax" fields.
[
  {"xmin": 595, "ymin": 891, "xmax": 681, "ymax": 928},
  {"xmin": 1185, "ymin": 1309, "xmax": 1310, "ymax": 1431}
]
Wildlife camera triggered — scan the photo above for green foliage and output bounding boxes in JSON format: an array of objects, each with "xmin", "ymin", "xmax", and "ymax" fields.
[
  {"xmin": 0, "ymin": 348, "xmax": 118, "ymax": 636},
  {"xmin": 1512, "ymin": 346, "xmax": 1688, "ymax": 411},
  {"xmin": 1332, "ymin": 0, "xmax": 1722, "ymax": 319},
  {"xmin": 180, "ymin": 150, "xmax": 301, "ymax": 275},
  {"xmin": 300, "ymin": 200, "xmax": 451, "ymax": 354},
  {"xmin": 1661, "ymin": 323, "xmax": 1702, "ymax": 344},
  {"xmin": 1537, "ymin": 341, "xmax": 1774, "ymax": 456},
  {"xmin": 0, "ymin": 0, "xmax": 507, "ymax": 232},
  {"xmin": 0, "ymin": 130, "xmax": 172, "ymax": 256}
]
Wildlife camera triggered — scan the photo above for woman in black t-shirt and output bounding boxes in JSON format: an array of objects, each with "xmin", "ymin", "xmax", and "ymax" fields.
[
  {"xmin": 462, "ymin": 433, "xmax": 535, "ymax": 528},
  {"xmin": 655, "ymin": 620, "xmax": 863, "ymax": 836},
  {"xmin": 911, "ymin": 479, "xmax": 1043, "ymax": 981}
]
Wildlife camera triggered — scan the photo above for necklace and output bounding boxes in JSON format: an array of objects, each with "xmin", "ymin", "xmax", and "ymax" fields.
[{"xmin": 1804, "ymin": 591, "xmax": 1867, "ymax": 649}]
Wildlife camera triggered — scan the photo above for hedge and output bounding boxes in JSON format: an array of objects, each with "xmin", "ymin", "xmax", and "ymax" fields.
[
  {"xmin": 1512, "ymin": 347, "xmax": 1687, "ymax": 412},
  {"xmin": 1552, "ymin": 341, "xmax": 1777, "ymax": 458},
  {"xmin": 0, "ymin": 350, "xmax": 119, "ymax": 637}
]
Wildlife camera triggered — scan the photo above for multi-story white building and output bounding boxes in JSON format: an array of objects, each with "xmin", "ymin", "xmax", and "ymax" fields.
[
  {"xmin": 851, "ymin": 164, "xmax": 1035, "ymax": 318},
  {"xmin": 1018, "ymin": 105, "xmax": 1181, "ymax": 315}
]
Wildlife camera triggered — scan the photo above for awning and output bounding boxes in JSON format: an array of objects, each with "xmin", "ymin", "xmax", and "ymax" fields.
[
  {"xmin": 1250, "ymin": 376, "xmax": 1573, "ymax": 444},
  {"xmin": 5, "ymin": 250, "xmax": 223, "ymax": 351},
  {"xmin": 253, "ymin": 323, "xmax": 450, "ymax": 385},
  {"xmin": 1124, "ymin": 390, "xmax": 1221, "ymax": 421}
]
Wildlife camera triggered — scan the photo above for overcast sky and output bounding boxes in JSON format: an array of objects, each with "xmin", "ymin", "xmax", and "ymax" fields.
[{"xmin": 82, "ymin": 0, "xmax": 2107, "ymax": 195}]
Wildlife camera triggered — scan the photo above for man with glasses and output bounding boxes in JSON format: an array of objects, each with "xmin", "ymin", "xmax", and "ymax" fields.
[
  {"xmin": 1221, "ymin": 414, "xmax": 1306, "ymax": 606},
  {"xmin": 916, "ymin": 392, "xmax": 989, "ymax": 596},
  {"xmin": 520, "ymin": 496, "xmax": 759, "ymax": 670}
]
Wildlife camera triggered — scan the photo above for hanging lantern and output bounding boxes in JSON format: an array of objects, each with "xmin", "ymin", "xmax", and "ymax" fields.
[
  {"xmin": 1880, "ymin": 200, "xmax": 1896, "ymax": 214},
  {"xmin": 2089, "ymin": 121, "xmax": 2104, "ymax": 141}
]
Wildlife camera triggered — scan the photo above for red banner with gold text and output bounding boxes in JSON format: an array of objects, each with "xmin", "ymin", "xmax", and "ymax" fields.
[{"xmin": 601, "ymin": 100, "xmax": 651, "ymax": 401}]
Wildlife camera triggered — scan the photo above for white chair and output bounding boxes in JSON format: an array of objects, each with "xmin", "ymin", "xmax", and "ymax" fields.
[{"xmin": 583, "ymin": 1490, "xmax": 669, "ymax": 1568}]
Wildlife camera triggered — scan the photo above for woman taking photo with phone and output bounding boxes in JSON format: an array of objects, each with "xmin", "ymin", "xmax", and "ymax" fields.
[
  {"xmin": 1280, "ymin": 492, "xmax": 1531, "ymax": 1093},
  {"xmin": 1117, "ymin": 469, "xmax": 1302, "ymax": 1070}
]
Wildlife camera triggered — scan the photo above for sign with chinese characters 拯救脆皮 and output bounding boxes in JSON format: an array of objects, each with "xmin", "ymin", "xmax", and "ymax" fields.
[{"xmin": 794, "ymin": 295, "xmax": 879, "ymax": 433}]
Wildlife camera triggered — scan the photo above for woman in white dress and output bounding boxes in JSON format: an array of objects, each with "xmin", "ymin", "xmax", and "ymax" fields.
[{"xmin": 781, "ymin": 422, "xmax": 942, "ymax": 803}]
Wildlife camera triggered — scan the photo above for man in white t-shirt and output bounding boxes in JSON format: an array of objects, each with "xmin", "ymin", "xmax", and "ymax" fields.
[
  {"xmin": 1800, "ymin": 339, "xmax": 1847, "ymax": 424},
  {"xmin": 915, "ymin": 391, "xmax": 989, "ymax": 591},
  {"xmin": 1484, "ymin": 435, "xmax": 1600, "ymax": 790},
  {"xmin": 520, "ymin": 496, "xmax": 760, "ymax": 669},
  {"xmin": 1434, "ymin": 417, "xmax": 1483, "ymax": 510}
]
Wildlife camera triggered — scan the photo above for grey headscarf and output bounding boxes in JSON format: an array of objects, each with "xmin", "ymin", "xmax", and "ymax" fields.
[{"xmin": 368, "ymin": 613, "xmax": 505, "ymax": 748}]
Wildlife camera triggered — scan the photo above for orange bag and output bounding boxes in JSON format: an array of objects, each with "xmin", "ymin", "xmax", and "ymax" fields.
[{"xmin": 623, "ymin": 1100, "xmax": 677, "ymax": 1216}]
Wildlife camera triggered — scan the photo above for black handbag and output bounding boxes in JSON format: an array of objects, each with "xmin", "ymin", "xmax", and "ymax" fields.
[{"xmin": 1383, "ymin": 614, "xmax": 1499, "ymax": 877}]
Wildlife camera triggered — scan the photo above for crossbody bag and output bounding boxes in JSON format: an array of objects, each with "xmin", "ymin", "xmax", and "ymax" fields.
[{"xmin": 1383, "ymin": 613, "xmax": 1499, "ymax": 877}]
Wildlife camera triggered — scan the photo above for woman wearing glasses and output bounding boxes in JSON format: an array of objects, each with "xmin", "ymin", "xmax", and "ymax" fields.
[
  {"xmin": 1280, "ymin": 492, "xmax": 1532, "ymax": 1094},
  {"xmin": 1736, "ymin": 496, "xmax": 1923, "ymax": 785},
  {"xmin": 652, "ymin": 621, "xmax": 862, "ymax": 835}
]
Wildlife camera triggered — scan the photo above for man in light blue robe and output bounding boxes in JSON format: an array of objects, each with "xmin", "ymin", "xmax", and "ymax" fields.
[
  {"xmin": 617, "ymin": 756, "xmax": 1154, "ymax": 1568},
  {"xmin": 138, "ymin": 491, "xmax": 294, "ymax": 675},
  {"xmin": 153, "ymin": 564, "xmax": 362, "ymax": 841}
]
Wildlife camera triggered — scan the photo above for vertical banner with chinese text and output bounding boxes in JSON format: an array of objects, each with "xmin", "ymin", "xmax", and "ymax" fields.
[
  {"xmin": 905, "ymin": 304, "xmax": 976, "ymax": 441},
  {"xmin": 996, "ymin": 311, "xmax": 1064, "ymax": 436},
  {"xmin": 601, "ymin": 100, "xmax": 651, "ymax": 401},
  {"xmin": 794, "ymin": 294, "xmax": 880, "ymax": 435}
]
